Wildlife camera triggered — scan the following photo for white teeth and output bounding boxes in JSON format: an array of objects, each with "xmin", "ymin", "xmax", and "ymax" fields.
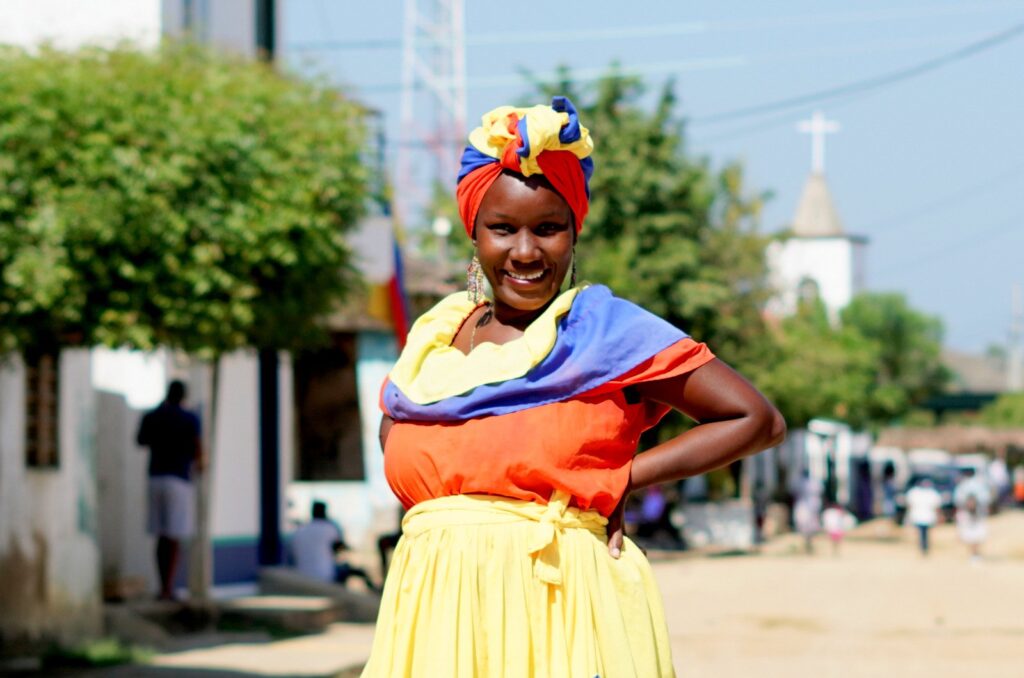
[{"xmin": 506, "ymin": 270, "xmax": 545, "ymax": 281}]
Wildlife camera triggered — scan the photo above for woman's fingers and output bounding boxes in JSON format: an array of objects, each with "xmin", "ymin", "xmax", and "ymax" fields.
[{"xmin": 607, "ymin": 499, "xmax": 626, "ymax": 559}]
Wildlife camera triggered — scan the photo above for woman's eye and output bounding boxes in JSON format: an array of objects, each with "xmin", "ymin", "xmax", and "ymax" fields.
[
  {"xmin": 486, "ymin": 223, "xmax": 514, "ymax": 234},
  {"xmin": 537, "ymin": 222, "xmax": 568, "ymax": 235}
]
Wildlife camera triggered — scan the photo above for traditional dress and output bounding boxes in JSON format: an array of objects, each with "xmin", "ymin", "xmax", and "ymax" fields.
[
  {"xmin": 361, "ymin": 97, "xmax": 714, "ymax": 678},
  {"xmin": 361, "ymin": 285, "xmax": 714, "ymax": 677}
]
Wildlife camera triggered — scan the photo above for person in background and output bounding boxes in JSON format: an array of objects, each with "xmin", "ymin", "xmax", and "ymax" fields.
[
  {"xmin": 955, "ymin": 494, "xmax": 986, "ymax": 563},
  {"xmin": 752, "ymin": 481, "xmax": 770, "ymax": 546},
  {"xmin": 880, "ymin": 462, "xmax": 898, "ymax": 521},
  {"xmin": 905, "ymin": 478, "xmax": 942, "ymax": 556},
  {"xmin": 793, "ymin": 470, "xmax": 822, "ymax": 554},
  {"xmin": 635, "ymin": 484, "xmax": 684, "ymax": 549},
  {"xmin": 137, "ymin": 380, "xmax": 203, "ymax": 601},
  {"xmin": 1014, "ymin": 465, "xmax": 1024, "ymax": 507},
  {"xmin": 954, "ymin": 467, "xmax": 991, "ymax": 518},
  {"xmin": 290, "ymin": 500, "xmax": 378, "ymax": 591},
  {"xmin": 987, "ymin": 452, "xmax": 1011, "ymax": 509},
  {"xmin": 821, "ymin": 501, "xmax": 848, "ymax": 557}
]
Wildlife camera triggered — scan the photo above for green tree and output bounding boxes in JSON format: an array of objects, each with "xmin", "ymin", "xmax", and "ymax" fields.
[
  {"xmin": 757, "ymin": 291, "xmax": 948, "ymax": 430},
  {"xmin": 0, "ymin": 43, "xmax": 370, "ymax": 603},
  {"xmin": 0, "ymin": 43, "xmax": 368, "ymax": 356},
  {"xmin": 978, "ymin": 393, "xmax": 1024, "ymax": 427},
  {"xmin": 840, "ymin": 292, "xmax": 948, "ymax": 424},
  {"xmin": 757, "ymin": 299, "xmax": 877, "ymax": 428},
  {"xmin": 528, "ymin": 68, "xmax": 774, "ymax": 376}
]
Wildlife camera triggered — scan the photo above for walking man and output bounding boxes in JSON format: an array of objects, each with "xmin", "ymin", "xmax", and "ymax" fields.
[
  {"xmin": 137, "ymin": 380, "xmax": 203, "ymax": 600},
  {"xmin": 906, "ymin": 478, "xmax": 942, "ymax": 556}
]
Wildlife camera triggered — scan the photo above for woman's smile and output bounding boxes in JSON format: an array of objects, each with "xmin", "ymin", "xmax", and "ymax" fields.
[
  {"xmin": 502, "ymin": 267, "xmax": 550, "ymax": 285},
  {"xmin": 474, "ymin": 171, "xmax": 575, "ymax": 323}
]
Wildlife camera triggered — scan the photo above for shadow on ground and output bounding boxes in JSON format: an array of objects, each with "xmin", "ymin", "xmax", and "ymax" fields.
[{"xmin": 44, "ymin": 665, "xmax": 365, "ymax": 678}]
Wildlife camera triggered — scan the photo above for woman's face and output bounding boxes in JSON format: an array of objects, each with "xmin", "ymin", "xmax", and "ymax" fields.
[{"xmin": 474, "ymin": 171, "xmax": 574, "ymax": 317}]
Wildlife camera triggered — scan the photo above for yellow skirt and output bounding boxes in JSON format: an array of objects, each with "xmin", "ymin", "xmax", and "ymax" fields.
[{"xmin": 361, "ymin": 491, "xmax": 676, "ymax": 678}]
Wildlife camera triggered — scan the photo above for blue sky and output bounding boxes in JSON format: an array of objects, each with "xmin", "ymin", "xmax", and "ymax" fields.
[{"xmin": 283, "ymin": 0, "xmax": 1024, "ymax": 354}]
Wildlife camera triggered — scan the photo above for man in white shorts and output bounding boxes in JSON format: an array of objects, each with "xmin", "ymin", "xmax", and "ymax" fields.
[{"xmin": 137, "ymin": 380, "xmax": 203, "ymax": 600}]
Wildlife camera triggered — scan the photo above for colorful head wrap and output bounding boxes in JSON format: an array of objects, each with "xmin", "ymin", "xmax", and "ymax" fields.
[{"xmin": 456, "ymin": 96, "xmax": 595, "ymax": 238}]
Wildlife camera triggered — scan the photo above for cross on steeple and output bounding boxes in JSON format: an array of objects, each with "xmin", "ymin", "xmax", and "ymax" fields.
[{"xmin": 797, "ymin": 111, "xmax": 840, "ymax": 174}]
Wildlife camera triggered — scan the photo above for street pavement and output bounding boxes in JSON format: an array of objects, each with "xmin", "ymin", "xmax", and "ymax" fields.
[{"xmin": 46, "ymin": 510, "xmax": 1024, "ymax": 677}]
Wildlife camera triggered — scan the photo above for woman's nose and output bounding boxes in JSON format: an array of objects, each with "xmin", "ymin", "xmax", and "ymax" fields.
[{"xmin": 510, "ymin": 230, "xmax": 541, "ymax": 260}]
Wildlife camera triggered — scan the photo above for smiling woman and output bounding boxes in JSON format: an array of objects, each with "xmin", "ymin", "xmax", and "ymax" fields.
[
  {"xmin": 362, "ymin": 97, "xmax": 785, "ymax": 678},
  {"xmin": 466, "ymin": 171, "xmax": 575, "ymax": 341}
]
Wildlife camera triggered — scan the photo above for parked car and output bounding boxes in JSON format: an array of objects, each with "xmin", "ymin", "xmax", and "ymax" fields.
[{"xmin": 893, "ymin": 466, "xmax": 959, "ymax": 525}]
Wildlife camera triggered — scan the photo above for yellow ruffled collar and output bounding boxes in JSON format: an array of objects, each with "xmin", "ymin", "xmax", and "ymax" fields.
[{"xmin": 389, "ymin": 287, "xmax": 581, "ymax": 405}]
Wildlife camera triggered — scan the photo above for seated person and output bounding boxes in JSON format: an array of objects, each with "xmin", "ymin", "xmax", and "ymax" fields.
[{"xmin": 290, "ymin": 500, "xmax": 379, "ymax": 591}]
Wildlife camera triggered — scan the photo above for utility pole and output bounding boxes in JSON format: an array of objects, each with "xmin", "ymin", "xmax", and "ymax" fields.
[
  {"xmin": 1010, "ymin": 283, "xmax": 1024, "ymax": 391},
  {"xmin": 255, "ymin": 0, "xmax": 283, "ymax": 568},
  {"xmin": 395, "ymin": 0, "xmax": 466, "ymax": 230}
]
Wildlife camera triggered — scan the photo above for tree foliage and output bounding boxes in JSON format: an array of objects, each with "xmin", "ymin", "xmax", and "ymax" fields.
[
  {"xmin": 839, "ymin": 292, "xmax": 948, "ymax": 424},
  {"xmin": 978, "ymin": 392, "xmax": 1024, "ymax": 428},
  {"xmin": 758, "ymin": 291, "xmax": 948, "ymax": 429},
  {"xmin": 0, "ymin": 43, "xmax": 368, "ymax": 355},
  {"xmin": 430, "ymin": 66, "xmax": 949, "ymax": 432},
  {"xmin": 528, "ymin": 68, "xmax": 774, "ymax": 375},
  {"xmin": 757, "ymin": 300, "xmax": 877, "ymax": 428}
]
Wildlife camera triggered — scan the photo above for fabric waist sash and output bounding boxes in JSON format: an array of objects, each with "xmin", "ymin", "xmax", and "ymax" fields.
[{"xmin": 402, "ymin": 490, "xmax": 609, "ymax": 586}]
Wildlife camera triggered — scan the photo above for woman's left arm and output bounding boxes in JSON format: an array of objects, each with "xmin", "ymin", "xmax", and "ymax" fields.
[
  {"xmin": 630, "ymin": 357, "xmax": 786, "ymax": 489},
  {"xmin": 605, "ymin": 357, "xmax": 785, "ymax": 557}
]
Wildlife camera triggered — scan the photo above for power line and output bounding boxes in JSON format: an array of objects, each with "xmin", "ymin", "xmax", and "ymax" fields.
[
  {"xmin": 691, "ymin": 22, "xmax": 1024, "ymax": 125},
  {"xmin": 288, "ymin": 22, "xmax": 705, "ymax": 52},
  {"xmin": 863, "ymin": 161, "xmax": 1024, "ymax": 234},
  {"xmin": 288, "ymin": 2, "xmax": 1024, "ymax": 51},
  {"xmin": 352, "ymin": 54, "xmax": 744, "ymax": 93},
  {"xmin": 305, "ymin": 26, "xmax": 1013, "ymax": 97},
  {"xmin": 875, "ymin": 214, "xmax": 1023, "ymax": 279}
]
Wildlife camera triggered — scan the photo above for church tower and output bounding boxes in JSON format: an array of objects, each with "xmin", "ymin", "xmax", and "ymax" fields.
[{"xmin": 767, "ymin": 111, "xmax": 868, "ymax": 321}]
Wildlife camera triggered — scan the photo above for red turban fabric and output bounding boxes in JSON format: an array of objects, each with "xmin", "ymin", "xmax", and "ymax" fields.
[
  {"xmin": 456, "ymin": 151, "xmax": 589, "ymax": 238},
  {"xmin": 456, "ymin": 98, "xmax": 594, "ymax": 238}
]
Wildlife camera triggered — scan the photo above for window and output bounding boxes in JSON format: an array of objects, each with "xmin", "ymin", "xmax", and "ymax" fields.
[
  {"xmin": 797, "ymin": 276, "xmax": 821, "ymax": 306},
  {"xmin": 293, "ymin": 333, "xmax": 365, "ymax": 481},
  {"xmin": 26, "ymin": 352, "xmax": 59, "ymax": 468}
]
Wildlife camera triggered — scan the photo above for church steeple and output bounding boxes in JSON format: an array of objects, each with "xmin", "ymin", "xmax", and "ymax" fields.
[
  {"xmin": 792, "ymin": 173, "xmax": 845, "ymax": 237},
  {"xmin": 766, "ymin": 110, "xmax": 868, "ymax": 321},
  {"xmin": 792, "ymin": 110, "xmax": 845, "ymax": 237}
]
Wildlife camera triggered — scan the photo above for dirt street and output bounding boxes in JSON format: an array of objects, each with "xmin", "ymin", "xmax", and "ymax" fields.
[{"xmin": 657, "ymin": 511, "xmax": 1024, "ymax": 678}]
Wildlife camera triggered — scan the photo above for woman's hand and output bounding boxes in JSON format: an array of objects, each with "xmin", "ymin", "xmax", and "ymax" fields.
[
  {"xmin": 379, "ymin": 414, "xmax": 395, "ymax": 453},
  {"xmin": 606, "ymin": 494, "xmax": 626, "ymax": 559}
]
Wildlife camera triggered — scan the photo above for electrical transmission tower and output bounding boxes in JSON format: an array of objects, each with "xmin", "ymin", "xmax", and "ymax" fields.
[{"xmin": 396, "ymin": 0, "xmax": 466, "ymax": 230}]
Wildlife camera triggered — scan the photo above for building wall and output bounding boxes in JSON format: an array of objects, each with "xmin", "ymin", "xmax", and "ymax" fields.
[
  {"xmin": 96, "ymin": 390, "xmax": 155, "ymax": 595},
  {"xmin": 286, "ymin": 331, "xmax": 402, "ymax": 564},
  {"xmin": 92, "ymin": 349, "xmax": 295, "ymax": 587},
  {"xmin": 0, "ymin": 0, "xmax": 273, "ymax": 58},
  {"xmin": 768, "ymin": 237, "xmax": 859, "ymax": 320},
  {"xmin": 0, "ymin": 351, "xmax": 101, "ymax": 647},
  {"xmin": 161, "ymin": 0, "xmax": 260, "ymax": 58},
  {"xmin": 0, "ymin": 0, "xmax": 162, "ymax": 49}
]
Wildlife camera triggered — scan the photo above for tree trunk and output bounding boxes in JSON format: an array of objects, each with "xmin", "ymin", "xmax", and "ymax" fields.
[{"xmin": 189, "ymin": 355, "xmax": 220, "ymax": 607}]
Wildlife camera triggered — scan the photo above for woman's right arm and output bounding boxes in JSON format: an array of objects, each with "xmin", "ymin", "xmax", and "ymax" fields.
[{"xmin": 379, "ymin": 414, "xmax": 395, "ymax": 453}]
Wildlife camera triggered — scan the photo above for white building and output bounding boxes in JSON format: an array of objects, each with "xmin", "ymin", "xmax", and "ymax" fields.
[
  {"xmin": 0, "ymin": 0, "xmax": 264, "ymax": 56},
  {"xmin": 767, "ymin": 173, "xmax": 868, "ymax": 321},
  {"xmin": 767, "ymin": 112, "xmax": 868, "ymax": 322}
]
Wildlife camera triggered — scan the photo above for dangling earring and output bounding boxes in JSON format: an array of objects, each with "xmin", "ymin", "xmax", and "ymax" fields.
[
  {"xmin": 467, "ymin": 255, "xmax": 485, "ymax": 304},
  {"xmin": 570, "ymin": 246, "xmax": 578, "ymax": 288}
]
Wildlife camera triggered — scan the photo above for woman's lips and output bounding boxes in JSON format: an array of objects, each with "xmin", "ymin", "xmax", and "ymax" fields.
[{"xmin": 502, "ymin": 269, "xmax": 550, "ymax": 287}]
